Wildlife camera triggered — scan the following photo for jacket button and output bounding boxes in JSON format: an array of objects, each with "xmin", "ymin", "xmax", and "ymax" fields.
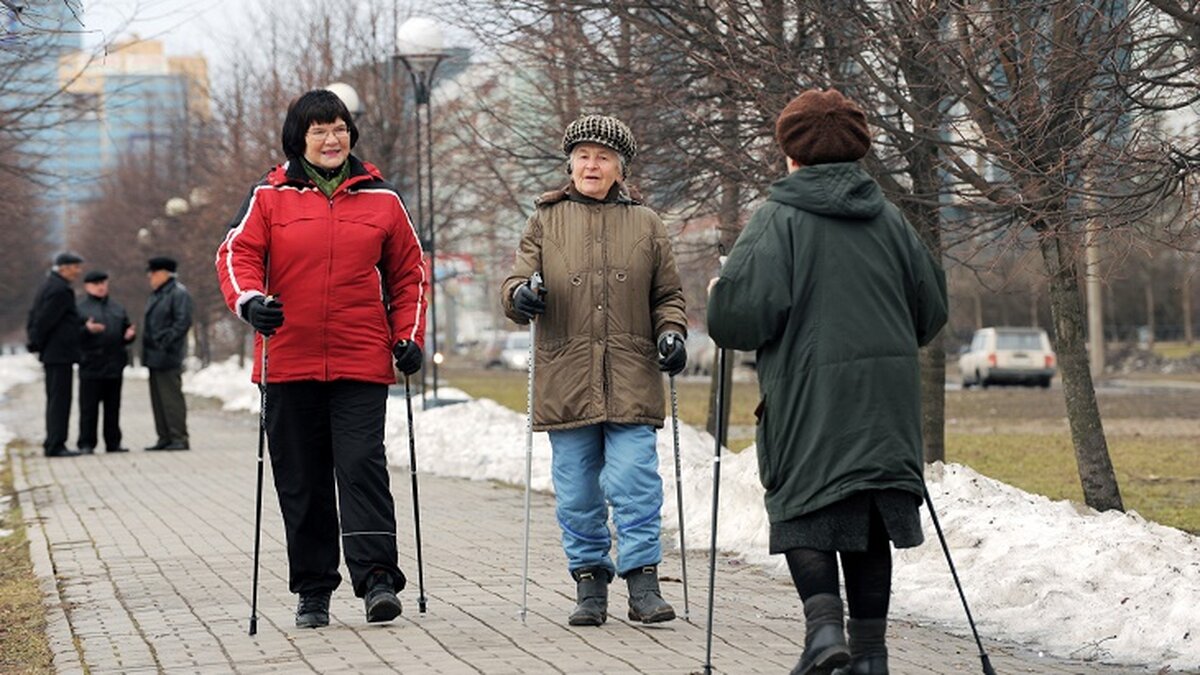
[{"xmin": 596, "ymin": 304, "xmax": 602, "ymax": 311}]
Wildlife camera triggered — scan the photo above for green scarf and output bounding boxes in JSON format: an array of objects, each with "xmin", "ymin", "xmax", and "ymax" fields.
[{"xmin": 301, "ymin": 158, "xmax": 350, "ymax": 197}]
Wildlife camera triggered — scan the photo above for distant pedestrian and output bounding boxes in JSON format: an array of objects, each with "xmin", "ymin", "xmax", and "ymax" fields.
[
  {"xmin": 216, "ymin": 89, "xmax": 426, "ymax": 629},
  {"xmin": 500, "ymin": 114, "xmax": 688, "ymax": 627},
  {"xmin": 77, "ymin": 270, "xmax": 136, "ymax": 454},
  {"xmin": 27, "ymin": 252, "xmax": 91, "ymax": 458},
  {"xmin": 706, "ymin": 88, "xmax": 948, "ymax": 675},
  {"xmin": 143, "ymin": 256, "xmax": 193, "ymax": 451}
]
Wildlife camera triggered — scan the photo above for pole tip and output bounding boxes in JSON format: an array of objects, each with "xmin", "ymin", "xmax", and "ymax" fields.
[
  {"xmin": 249, "ymin": 617, "xmax": 257, "ymax": 636},
  {"xmin": 419, "ymin": 599, "xmax": 427, "ymax": 614}
]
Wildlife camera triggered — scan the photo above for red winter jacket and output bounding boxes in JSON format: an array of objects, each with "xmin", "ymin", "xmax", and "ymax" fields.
[{"xmin": 216, "ymin": 156, "xmax": 426, "ymax": 384}]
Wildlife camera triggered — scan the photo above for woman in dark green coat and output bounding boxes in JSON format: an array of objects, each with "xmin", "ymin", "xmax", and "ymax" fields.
[{"xmin": 707, "ymin": 89, "xmax": 948, "ymax": 675}]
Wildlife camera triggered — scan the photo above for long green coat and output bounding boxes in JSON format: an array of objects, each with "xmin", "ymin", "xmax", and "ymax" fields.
[
  {"xmin": 707, "ymin": 163, "xmax": 947, "ymax": 524},
  {"xmin": 501, "ymin": 184, "xmax": 687, "ymax": 431}
]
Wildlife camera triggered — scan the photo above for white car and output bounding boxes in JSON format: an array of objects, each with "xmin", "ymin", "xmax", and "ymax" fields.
[
  {"xmin": 959, "ymin": 327, "xmax": 1056, "ymax": 388},
  {"xmin": 499, "ymin": 331, "xmax": 531, "ymax": 370}
]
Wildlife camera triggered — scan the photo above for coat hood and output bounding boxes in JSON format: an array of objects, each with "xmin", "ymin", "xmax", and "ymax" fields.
[{"xmin": 768, "ymin": 162, "xmax": 884, "ymax": 220}]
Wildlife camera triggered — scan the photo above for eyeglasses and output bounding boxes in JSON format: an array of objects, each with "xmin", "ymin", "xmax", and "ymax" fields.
[{"xmin": 306, "ymin": 125, "xmax": 350, "ymax": 141}]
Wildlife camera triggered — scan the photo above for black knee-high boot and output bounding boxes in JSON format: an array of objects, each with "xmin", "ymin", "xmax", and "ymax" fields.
[
  {"xmin": 790, "ymin": 593, "xmax": 850, "ymax": 675},
  {"xmin": 833, "ymin": 618, "xmax": 888, "ymax": 674}
]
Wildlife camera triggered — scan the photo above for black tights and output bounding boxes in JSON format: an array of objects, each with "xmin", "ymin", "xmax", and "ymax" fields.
[{"xmin": 784, "ymin": 507, "xmax": 892, "ymax": 619}]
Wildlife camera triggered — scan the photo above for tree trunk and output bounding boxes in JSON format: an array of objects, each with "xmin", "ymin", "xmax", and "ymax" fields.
[
  {"xmin": 706, "ymin": 79, "xmax": 742, "ymax": 445},
  {"xmin": 1039, "ymin": 229, "xmax": 1124, "ymax": 512},
  {"xmin": 1184, "ymin": 268, "xmax": 1194, "ymax": 347},
  {"xmin": 705, "ymin": 352, "xmax": 735, "ymax": 448},
  {"xmin": 919, "ymin": 334, "xmax": 946, "ymax": 463},
  {"xmin": 1144, "ymin": 278, "xmax": 1156, "ymax": 350}
]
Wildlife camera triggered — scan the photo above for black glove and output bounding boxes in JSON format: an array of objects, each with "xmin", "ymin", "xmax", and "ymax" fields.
[
  {"xmin": 242, "ymin": 296, "xmax": 284, "ymax": 336},
  {"xmin": 393, "ymin": 340, "xmax": 423, "ymax": 375},
  {"xmin": 513, "ymin": 282, "xmax": 546, "ymax": 322},
  {"xmin": 658, "ymin": 331, "xmax": 687, "ymax": 376}
]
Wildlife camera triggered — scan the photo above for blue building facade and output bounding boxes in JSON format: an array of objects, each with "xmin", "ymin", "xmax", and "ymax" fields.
[{"xmin": 3, "ymin": 2, "xmax": 199, "ymax": 248}]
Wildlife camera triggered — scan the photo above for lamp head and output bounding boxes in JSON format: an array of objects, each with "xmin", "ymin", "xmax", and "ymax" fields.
[{"xmin": 325, "ymin": 82, "xmax": 364, "ymax": 117}]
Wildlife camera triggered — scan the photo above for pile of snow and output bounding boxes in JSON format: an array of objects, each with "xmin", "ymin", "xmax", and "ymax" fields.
[{"xmin": 149, "ymin": 358, "xmax": 1200, "ymax": 669}]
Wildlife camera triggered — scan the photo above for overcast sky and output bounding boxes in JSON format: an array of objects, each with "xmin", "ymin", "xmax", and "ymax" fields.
[
  {"xmin": 78, "ymin": 0, "xmax": 466, "ymax": 83},
  {"xmin": 80, "ymin": 0, "xmax": 242, "ymax": 69}
]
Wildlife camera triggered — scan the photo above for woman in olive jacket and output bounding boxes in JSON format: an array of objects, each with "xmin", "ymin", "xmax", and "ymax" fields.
[
  {"xmin": 708, "ymin": 89, "xmax": 948, "ymax": 675},
  {"xmin": 501, "ymin": 115, "xmax": 688, "ymax": 628}
]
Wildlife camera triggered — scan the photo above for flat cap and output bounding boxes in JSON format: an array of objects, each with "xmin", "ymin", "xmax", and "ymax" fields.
[
  {"xmin": 83, "ymin": 270, "xmax": 109, "ymax": 283},
  {"xmin": 54, "ymin": 252, "xmax": 84, "ymax": 266},
  {"xmin": 146, "ymin": 256, "xmax": 178, "ymax": 273}
]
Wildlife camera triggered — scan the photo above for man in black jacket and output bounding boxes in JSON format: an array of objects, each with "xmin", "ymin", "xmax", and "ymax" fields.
[
  {"xmin": 27, "ymin": 252, "xmax": 90, "ymax": 457},
  {"xmin": 143, "ymin": 257, "xmax": 193, "ymax": 451},
  {"xmin": 77, "ymin": 270, "xmax": 136, "ymax": 454}
]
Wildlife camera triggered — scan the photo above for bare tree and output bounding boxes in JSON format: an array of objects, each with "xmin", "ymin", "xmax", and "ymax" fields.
[{"xmin": 0, "ymin": 156, "xmax": 52, "ymax": 341}]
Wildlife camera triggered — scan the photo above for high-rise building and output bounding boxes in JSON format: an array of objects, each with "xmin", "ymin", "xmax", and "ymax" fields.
[
  {"xmin": 2, "ymin": 1, "xmax": 209, "ymax": 247},
  {"xmin": 48, "ymin": 38, "xmax": 211, "ymax": 246}
]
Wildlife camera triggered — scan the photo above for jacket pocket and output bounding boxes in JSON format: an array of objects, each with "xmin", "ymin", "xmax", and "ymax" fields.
[{"xmin": 754, "ymin": 397, "xmax": 778, "ymax": 490}]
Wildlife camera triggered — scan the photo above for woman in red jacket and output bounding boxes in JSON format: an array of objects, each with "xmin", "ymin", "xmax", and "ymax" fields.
[{"xmin": 216, "ymin": 89, "xmax": 426, "ymax": 629}]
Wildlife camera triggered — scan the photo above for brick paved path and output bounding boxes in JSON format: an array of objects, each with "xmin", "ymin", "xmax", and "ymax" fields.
[{"xmin": 4, "ymin": 377, "xmax": 1142, "ymax": 674}]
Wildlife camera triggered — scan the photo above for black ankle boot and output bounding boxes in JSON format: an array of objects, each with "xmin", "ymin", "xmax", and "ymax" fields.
[
  {"xmin": 363, "ymin": 570, "xmax": 402, "ymax": 623},
  {"xmin": 832, "ymin": 618, "xmax": 888, "ymax": 674},
  {"xmin": 295, "ymin": 590, "xmax": 331, "ymax": 628},
  {"xmin": 625, "ymin": 565, "xmax": 676, "ymax": 624},
  {"xmin": 790, "ymin": 593, "xmax": 850, "ymax": 675},
  {"xmin": 568, "ymin": 567, "xmax": 610, "ymax": 626}
]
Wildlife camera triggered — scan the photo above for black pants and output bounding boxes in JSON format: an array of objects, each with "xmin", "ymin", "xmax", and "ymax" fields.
[
  {"xmin": 43, "ymin": 363, "xmax": 73, "ymax": 453},
  {"xmin": 265, "ymin": 380, "xmax": 405, "ymax": 597},
  {"xmin": 78, "ymin": 377, "xmax": 123, "ymax": 450},
  {"xmin": 148, "ymin": 368, "xmax": 188, "ymax": 445}
]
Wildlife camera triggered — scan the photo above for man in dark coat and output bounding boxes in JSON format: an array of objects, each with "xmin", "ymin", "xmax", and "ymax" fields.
[
  {"xmin": 27, "ymin": 252, "xmax": 90, "ymax": 457},
  {"xmin": 77, "ymin": 270, "xmax": 136, "ymax": 454},
  {"xmin": 142, "ymin": 256, "xmax": 193, "ymax": 451},
  {"xmin": 707, "ymin": 89, "xmax": 948, "ymax": 675}
]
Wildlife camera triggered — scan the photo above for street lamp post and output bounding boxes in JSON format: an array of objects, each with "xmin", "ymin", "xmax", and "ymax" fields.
[{"xmin": 394, "ymin": 17, "xmax": 449, "ymax": 408}]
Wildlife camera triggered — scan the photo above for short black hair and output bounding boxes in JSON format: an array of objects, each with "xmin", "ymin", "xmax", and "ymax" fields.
[{"xmin": 280, "ymin": 89, "xmax": 359, "ymax": 160}]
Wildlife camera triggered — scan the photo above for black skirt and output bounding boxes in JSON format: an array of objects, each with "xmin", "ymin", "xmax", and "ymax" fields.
[{"xmin": 769, "ymin": 489, "xmax": 924, "ymax": 554}]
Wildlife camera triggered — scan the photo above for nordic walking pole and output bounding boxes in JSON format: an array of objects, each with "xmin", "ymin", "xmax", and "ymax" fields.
[
  {"xmin": 519, "ymin": 271, "xmax": 543, "ymax": 624},
  {"xmin": 248, "ymin": 296, "xmax": 275, "ymax": 637},
  {"xmin": 700, "ymin": 253, "xmax": 729, "ymax": 672},
  {"xmin": 702, "ymin": 338, "xmax": 729, "ymax": 674},
  {"xmin": 666, "ymin": 335, "xmax": 690, "ymax": 622},
  {"xmin": 402, "ymin": 368, "xmax": 428, "ymax": 613},
  {"xmin": 924, "ymin": 486, "xmax": 996, "ymax": 675}
]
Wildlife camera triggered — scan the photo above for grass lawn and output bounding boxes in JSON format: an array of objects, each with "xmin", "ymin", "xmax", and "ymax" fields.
[
  {"xmin": 445, "ymin": 365, "xmax": 1200, "ymax": 534},
  {"xmin": 443, "ymin": 366, "xmax": 761, "ymax": 450},
  {"xmin": 0, "ymin": 445, "xmax": 54, "ymax": 673},
  {"xmin": 1152, "ymin": 341, "xmax": 1200, "ymax": 360},
  {"xmin": 946, "ymin": 431, "xmax": 1200, "ymax": 534}
]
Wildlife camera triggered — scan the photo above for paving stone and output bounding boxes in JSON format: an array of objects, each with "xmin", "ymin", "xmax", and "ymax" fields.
[{"xmin": 4, "ymin": 377, "xmax": 1145, "ymax": 674}]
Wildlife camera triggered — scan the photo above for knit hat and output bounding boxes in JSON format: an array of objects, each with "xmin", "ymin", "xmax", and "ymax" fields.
[
  {"xmin": 54, "ymin": 251, "xmax": 84, "ymax": 266},
  {"xmin": 146, "ymin": 256, "xmax": 178, "ymax": 273},
  {"xmin": 562, "ymin": 115, "xmax": 638, "ymax": 162},
  {"xmin": 775, "ymin": 89, "xmax": 871, "ymax": 166},
  {"xmin": 83, "ymin": 270, "xmax": 109, "ymax": 283}
]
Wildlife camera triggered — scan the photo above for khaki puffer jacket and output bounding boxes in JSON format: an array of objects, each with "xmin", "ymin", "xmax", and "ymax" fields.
[{"xmin": 501, "ymin": 184, "xmax": 687, "ymax": 431}]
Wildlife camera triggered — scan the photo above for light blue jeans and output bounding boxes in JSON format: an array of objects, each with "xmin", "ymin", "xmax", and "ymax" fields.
[{"xmin": 548, "ymin": 423, "xmax": 663, "ymax": 578}]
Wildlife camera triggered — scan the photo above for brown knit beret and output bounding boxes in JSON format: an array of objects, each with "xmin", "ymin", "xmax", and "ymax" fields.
[{"xmin": 775, "ymin": 89, "xmax": 871, "ymax": 166}]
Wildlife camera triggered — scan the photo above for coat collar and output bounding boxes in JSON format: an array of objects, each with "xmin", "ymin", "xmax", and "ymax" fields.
[
  {"xmin": 535, "ymin": 182, "xmax": 643, "ymax": 208},
  {"xmin": 269, "ymin": 155, "xmax": 382, "ymax": 192}
]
